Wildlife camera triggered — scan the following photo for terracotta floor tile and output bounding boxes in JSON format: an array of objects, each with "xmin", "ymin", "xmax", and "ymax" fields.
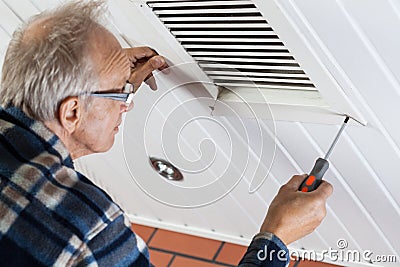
[
  {"xmin": 149, "ymin": 249, "xmax": 174, "ymax": 267},
  {"xmin": 215, "ymin": 243, "xmax": 247, "ymax": 265},
  {"xmin": 131, "ymin": 223, "xmax": 156, "ymax": 243},
  {"xmin": 149, "ymin": 229, "xmax": 222, "ymax": 260},
  {"xmin": 170, "ymin": 256, "xmax": 228, "ymax": 267}
]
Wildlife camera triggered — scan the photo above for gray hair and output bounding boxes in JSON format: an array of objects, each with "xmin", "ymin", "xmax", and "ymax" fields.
[{"xmin": 0, "ymin": 0, "xmax": 106, "ymax": 121}]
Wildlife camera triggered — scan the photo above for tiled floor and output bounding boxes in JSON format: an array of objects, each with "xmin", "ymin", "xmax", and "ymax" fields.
[{"xmin": 131, "ymin": 223, "xmax": 339, "ymax": 267}]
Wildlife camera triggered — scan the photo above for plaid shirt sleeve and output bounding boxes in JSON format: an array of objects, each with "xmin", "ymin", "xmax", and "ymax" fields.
[
  {"xmin": 238, "ymin": 232, "xmax": 290, "ymax": 267},
  {"xmin": 74, "ymin": 214, "xmax": 150, "ymax": 266},
  {"xmin": 0, "ymin": 106, "xmax": 151, "ymax": 267}
]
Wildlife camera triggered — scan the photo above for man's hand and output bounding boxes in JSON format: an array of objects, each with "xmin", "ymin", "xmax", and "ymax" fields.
[
  {"xmin": 123, "ymin": 47, "xmax": 168, "ymax": 91},
  {"xmin": 260, "ymin": 174, "xmax": 333, "ymax": 245}
]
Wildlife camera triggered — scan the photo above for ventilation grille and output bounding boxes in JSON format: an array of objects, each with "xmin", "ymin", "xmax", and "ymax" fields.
[{"xmin": 147, "ymin": 0, "xmax": 317, "ymax": 93}]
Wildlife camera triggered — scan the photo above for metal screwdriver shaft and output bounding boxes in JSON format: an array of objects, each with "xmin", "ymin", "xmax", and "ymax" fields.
[
  {"xmin": 324, "ymin": 116, "xmax": 349, "ymax": 159},
  {"xmin": 298, "ymin": 116, "xmax": 350, "ymax": 192}
]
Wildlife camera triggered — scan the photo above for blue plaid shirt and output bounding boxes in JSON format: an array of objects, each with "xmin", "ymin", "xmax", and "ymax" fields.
[
  {"xmin": 0, "ymin": 105, "xmax": 290, "ymax": 267},
  {"xmin": 0, "ymin": 105, "xmax": 151, "ymax": 266}
]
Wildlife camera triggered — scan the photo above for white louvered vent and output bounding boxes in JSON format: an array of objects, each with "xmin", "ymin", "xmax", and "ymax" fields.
[{"xmin": 146, "ymin": 0, "xmax": 321, "ymax": 101}]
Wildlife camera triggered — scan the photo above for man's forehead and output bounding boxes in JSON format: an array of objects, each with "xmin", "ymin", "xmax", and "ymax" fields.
[
  {"xmin": 87, "ymin": 27, "xmax": 130, "ymax": 90},
  {"xmin": 87, "ymin": 26, "xmax": 123, "ymax": 58}
]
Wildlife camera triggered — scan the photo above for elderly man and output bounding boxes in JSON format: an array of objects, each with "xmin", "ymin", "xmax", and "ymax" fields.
[{"xmin": 0, "ymin": 1, "xmax": 332, "ymax": 266}]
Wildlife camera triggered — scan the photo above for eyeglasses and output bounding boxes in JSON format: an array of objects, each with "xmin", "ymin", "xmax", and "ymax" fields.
[{"xmin": 87, "ymin": 81, "xmax": 134, "ymax": 106}]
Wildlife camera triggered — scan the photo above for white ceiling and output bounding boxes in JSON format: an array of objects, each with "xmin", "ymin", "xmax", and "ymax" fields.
[{"xmin": 1, "ymin": 1, "xmax": 399, "ymax": 266}]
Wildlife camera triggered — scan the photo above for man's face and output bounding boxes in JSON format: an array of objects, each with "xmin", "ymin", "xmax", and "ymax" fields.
[{"xmin": 74, "ymin": 26, "xmax": 132, "ymax": 153}]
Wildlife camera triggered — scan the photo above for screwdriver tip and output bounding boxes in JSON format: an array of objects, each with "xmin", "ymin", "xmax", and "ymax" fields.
[{"xmin": 341, "ymin": 114, "xmax": 366, "ymax": 126}]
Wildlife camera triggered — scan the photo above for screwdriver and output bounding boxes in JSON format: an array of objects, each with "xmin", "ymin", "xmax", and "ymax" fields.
[{"xmin": 299, "ymin": 116, "xmax": 349, "ymax": 192}]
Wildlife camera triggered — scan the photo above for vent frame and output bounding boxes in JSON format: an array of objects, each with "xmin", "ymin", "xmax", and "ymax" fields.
[
  {"xmin": 147, "ymin": 0, "xmax": 320, "ymax": 96},
  {"xmin": 109, "ymin": 0, "xmax": 365, "ymax": 125}
]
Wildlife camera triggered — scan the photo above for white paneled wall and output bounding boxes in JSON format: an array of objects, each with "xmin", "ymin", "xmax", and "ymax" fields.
[{"xmin": 1, "ymin": 1, "xmax": 399, "ymax": 266}]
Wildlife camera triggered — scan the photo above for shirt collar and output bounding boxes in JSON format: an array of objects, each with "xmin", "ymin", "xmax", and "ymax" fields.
[{"xmin": 0, "ymin": 105, "xmax": 74, "ymax": 169}]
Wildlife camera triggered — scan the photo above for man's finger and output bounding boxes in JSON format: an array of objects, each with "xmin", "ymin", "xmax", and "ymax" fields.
[
  {"xmin": 283, "ymin": 174, "xmax": 308, "ymax": 191},
  {"xmin": 145, "ymin": 74, "xmax": 157, "ymax": 90},
  {"xmin": 312, "ymin": 180, "xmax": 333, "ymax": 199},
  {"xmin": 124, "ymin": 46, "xmax": 158, "ymax": 61},
  {"xmin": 151, "ymin": 56, "xmax": 167, "ymax": 70},
  {"xmin": 129, "ymin": 56, "xmax": 165, "ymax": 90}
]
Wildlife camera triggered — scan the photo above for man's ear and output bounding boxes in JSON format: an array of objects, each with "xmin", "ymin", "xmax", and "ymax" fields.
[{"xmin": 57, "ymin": 96, "xmax": 82, "ymax": 134}]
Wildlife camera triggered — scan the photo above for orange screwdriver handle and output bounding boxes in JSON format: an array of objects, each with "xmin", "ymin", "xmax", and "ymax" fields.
[{"xmin": 299, "ymin": 158, "xmax": 329, "ymax": 192}]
